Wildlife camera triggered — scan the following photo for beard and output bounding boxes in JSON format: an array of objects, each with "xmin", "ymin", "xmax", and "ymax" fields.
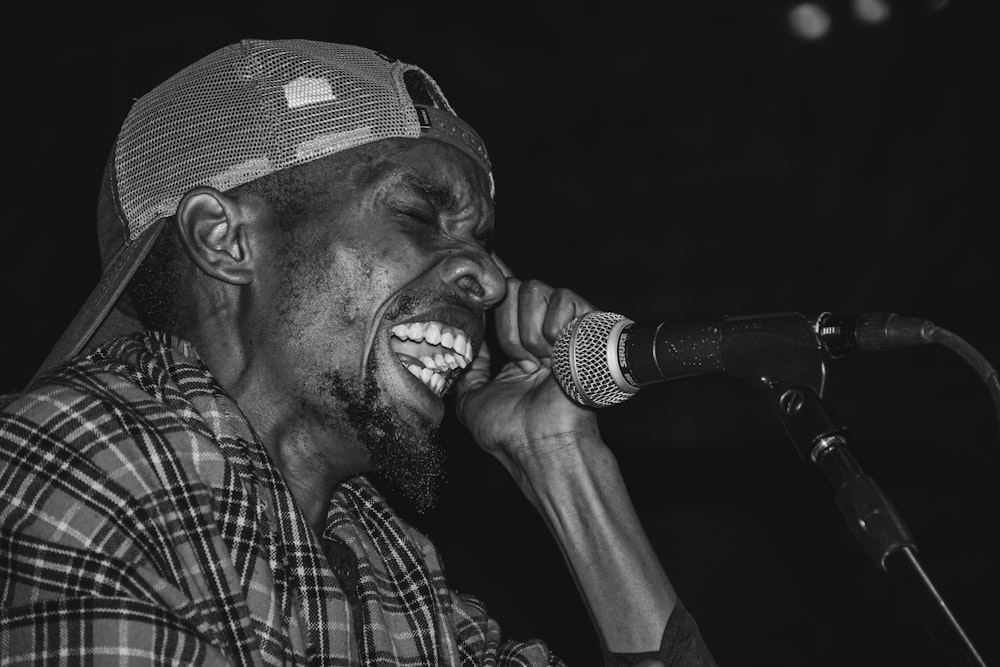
[{"xmin": 321, "ymin": 354, "xmax": 445, "ymax": 514}]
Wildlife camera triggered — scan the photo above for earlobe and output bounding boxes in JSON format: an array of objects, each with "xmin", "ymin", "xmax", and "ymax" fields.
[{"xmin": 175, "ymin": 187, "xmax": 254, "ymax": 285}]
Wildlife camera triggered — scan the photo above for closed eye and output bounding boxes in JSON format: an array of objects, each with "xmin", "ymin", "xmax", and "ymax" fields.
[
  {"xmin": 401, "ymin": 173, "xmax": 460, "ymax": 213},
  {"xmin": 391, "ymin": 203, "xmax": 436, "ymax": 226}
]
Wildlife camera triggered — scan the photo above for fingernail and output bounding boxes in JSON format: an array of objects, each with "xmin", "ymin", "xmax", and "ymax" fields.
[{"xmin": 518, "ymin": 360, "xmax": 540, "ymax": 373}]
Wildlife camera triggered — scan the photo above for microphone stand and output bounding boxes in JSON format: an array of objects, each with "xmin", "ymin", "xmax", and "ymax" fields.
[{"xmin": 719, "ymin": 313, "xmax": 986, "ymax": 667}]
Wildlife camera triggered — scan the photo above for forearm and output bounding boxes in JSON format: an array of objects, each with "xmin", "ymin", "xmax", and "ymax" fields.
[
  {"xmin": 509, "ymin": 426, "xmax": 677, "ymax": 655},
  {"xmin": 456, "ymin": 272, "xmax": 717, "ymax": 663}
]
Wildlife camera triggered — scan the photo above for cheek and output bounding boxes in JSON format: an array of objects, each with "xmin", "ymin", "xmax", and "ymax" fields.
[
  {"xmin": 325, "ymin": 245, "xmax": 401, "ymax": 325},
  {"xmin": 276, "ymin": 228, "xmax": 430, "ymax": 335}
]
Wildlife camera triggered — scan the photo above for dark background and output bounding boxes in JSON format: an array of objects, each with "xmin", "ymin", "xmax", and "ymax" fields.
[{"xmin": 4, "ymin": 2, "xmax": 996, "ymax": 665}]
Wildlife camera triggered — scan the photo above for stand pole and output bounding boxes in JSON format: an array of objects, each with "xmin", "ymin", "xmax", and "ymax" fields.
[
  {"xmin": 780, "ymin": 388, "xmax": 986, "ymax": 667},
  {"xmin": 708, "ymin": 312, "xmax": 986, "ymax": 664},
  {"xmin": 886, "ymin": 548, "xmax": 986, "ymax": 667}
]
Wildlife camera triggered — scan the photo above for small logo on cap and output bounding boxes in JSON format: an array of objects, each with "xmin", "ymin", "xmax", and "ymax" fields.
[
  {"xmin": 284, "ymin": 77, "xmax": 336, "ymax": 109},
  {"xmin": 416, "ymin": 106, "xmax": 432, "ymax": 129}
]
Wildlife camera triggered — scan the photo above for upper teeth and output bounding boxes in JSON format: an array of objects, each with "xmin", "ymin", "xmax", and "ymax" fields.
[
  {"xmin": 391, "ymin": 321, "xmax": 473, "ymax": 364},
  {"xmin": 391, "ymin": 321, "xmax": 474, "ymax": 396}
]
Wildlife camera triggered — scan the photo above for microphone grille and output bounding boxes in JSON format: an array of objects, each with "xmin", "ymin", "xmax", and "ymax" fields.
[{"xmin": 552, "ymin": 311, "xmax": 637, "ymax": 408}]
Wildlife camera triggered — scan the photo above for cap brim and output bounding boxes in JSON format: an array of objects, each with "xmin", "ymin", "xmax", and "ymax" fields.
[{"xmin": 30, "ymin": 219, "xmax": 166, "ymax": 386}]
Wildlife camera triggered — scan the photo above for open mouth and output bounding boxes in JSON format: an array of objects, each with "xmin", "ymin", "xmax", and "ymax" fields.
[{"xmin": 389, "ymin": 321, "xmax": 475, "ymax": 397}]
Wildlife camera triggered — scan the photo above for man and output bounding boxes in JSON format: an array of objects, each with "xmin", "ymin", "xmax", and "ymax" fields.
[{"xmin": 0, "ymin": 39, "xmax": 715, "ymax": 665}]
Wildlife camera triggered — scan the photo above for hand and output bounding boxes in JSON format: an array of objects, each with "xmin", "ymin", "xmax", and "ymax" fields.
[
  {"xmin": 455, "ymin": 255, "xmax": 601, "ymax": 478},
  {"xmin": 458, "ymin": 258, "xmax": 685, "ymax": 660}
]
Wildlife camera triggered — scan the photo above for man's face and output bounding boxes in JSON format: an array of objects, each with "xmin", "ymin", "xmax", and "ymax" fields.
[{"xmin": 251, "ymin": 138, "xmax": 505, "ymax": 508}]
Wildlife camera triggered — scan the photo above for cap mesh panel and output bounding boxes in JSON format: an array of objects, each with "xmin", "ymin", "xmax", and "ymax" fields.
[{"xmin": 114, "ymin": 39, "xmax": 455, "ymax": 240}]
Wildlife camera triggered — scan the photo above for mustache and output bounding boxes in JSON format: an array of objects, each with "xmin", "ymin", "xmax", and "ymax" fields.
[{"xmin": 384, "ymin": 288, "xmax": 485, "ymax": 322}]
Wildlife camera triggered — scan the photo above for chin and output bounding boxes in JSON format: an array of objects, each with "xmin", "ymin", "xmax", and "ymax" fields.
[{"xmin": 324, "ymin": 357, "xmax": 447, "ymax": 513}]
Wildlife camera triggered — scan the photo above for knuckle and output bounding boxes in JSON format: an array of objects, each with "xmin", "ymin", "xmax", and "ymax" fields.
[
  {"xmin": 498, "ymin": 326, "xmax": 521, "ymax": 349},
  {"xmin": 550, "ymin": 286, "xmax": 581, "ymax": 306},
  {"xmin": 522, "ymin": 326, "xmax": 548, "ymax": 349},
  {"xmin": 519, "ymin": 278, "xmax": 551, "ymax": 298},
  {"xmin": 542, "ymin": 316, "xmax": 568, "ymax": 342}
]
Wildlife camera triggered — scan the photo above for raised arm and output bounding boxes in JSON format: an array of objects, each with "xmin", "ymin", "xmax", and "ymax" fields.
[{"xmin": 455, "ymin": 260, "xmax": 716, "ymax": 665}]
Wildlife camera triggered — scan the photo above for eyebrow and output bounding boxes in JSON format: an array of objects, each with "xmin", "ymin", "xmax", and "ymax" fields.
[{"xmin": 398, "ymin": 172, "xmax": 460, "ymax": 212}]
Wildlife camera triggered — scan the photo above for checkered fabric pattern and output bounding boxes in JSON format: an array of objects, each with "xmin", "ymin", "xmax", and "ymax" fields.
[{"xmin": 0, "ymin": 332, "xmax": 563, "ymax": 666}]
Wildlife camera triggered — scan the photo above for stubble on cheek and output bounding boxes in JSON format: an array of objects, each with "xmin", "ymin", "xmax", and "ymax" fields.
[
  {"xmin": 319, "ymin": 354, "xmax": 445, "ymax": 514},
  {"xmin": 271, "ymin": 223, "xmax": 446, "ymax": 512},
  {"xmin": 271, "ymin": 236, "xmax": 380, "ymax": 353}
]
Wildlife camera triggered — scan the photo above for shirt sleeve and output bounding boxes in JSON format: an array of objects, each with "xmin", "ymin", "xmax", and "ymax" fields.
[
  {"xmin": 602, "ymin": 601, "xmax": 718, "ymax": 667},
  {"xmin": 448, "ymin": 591, "xmax": 568, "ymax": 667},
  {"xmin": 0, "ymin": 597, "xmax": 232, "ymax": 666},
  {"xmin": 0, "ymin": 384, "xmax": 255, "ymax": 665}
]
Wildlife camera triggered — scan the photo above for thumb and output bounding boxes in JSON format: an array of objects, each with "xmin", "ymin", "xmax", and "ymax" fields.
[
  {"xmin": 456, "ymin": 339, "xmax": 492, "ymax": 395},
  {"xmin": 455, "ymin": 341, "xmax": 493, "ymax": 429}
]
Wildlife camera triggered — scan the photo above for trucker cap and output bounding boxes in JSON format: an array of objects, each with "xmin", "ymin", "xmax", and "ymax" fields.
[{"xmin": 31, "ymin": 38, "xmax": 492, "ymax": 385}]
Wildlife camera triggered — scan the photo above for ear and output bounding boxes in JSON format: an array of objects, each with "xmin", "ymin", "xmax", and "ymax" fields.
[{"xmin": 174, "ymin": 187, "xmax": 256, "ymax": 285}]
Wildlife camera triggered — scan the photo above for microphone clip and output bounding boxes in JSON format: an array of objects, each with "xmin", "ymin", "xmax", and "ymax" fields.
[{"xmin": 719, "ymin": 312, "xmax": 827, "ymax": 398}]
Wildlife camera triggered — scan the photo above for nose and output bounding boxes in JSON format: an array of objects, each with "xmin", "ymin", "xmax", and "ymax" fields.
[{"xmin": 438, "ymin": 248, "xmax": 507, "ymax": 308}]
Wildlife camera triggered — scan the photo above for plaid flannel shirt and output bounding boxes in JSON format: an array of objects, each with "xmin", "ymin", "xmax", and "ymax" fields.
[{"xmin": 0, "ymin": 332, "xmax": 563, "ymax": 666}]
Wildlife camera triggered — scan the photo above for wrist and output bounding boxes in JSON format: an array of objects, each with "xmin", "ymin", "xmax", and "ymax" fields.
[
  {"xmin": 509, "ymin": 416, "xmax": 604, "ymax": 464},
  {"xmin": 504, "ymin": 422, "xmax": 619, "ymax": 498}
]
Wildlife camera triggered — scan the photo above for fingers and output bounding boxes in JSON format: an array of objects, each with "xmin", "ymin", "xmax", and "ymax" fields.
[
  {"xmin": 456, "ymin": 339, "xmax": 492, "ymax": 393},
  {"xmin": 541, "ymin": 287, "xmax": 595, "ymax": 343},
  {"xmin": 494, "ymin": 274, "xmax": 539, "ymax": 372},
  {"xmin": 491, "ymin": 254, "xmax": 596, "ymax": 371}
]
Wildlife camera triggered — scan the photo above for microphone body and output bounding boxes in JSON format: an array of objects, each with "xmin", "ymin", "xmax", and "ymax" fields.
[{"xmin": 551, "ymin": 311, "xmax": 935, "ymax": 408}]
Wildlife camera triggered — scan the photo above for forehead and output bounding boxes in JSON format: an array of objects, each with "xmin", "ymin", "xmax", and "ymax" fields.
[
  {"xmin": 268, "ymin": 137, "xmax": 496, "ymax": 239},
  {"xmin": 351, "ymin": 138, "xmax": 494, "ymax": 206}
]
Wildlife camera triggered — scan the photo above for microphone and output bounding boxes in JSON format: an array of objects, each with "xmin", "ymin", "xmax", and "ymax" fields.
[{"xmin": 550, "ymin": 311, "xmax": 936, "ymax": 408}]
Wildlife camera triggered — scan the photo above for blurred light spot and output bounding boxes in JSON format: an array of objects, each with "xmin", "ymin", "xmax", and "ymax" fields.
[
  {"xmin": 788, "ymin": 4, "xmax": 832, "ymax": 40},
  {"xmin": 853, "ymin": 0, "xmax": 891, "ymax": 23},
  {"xmin": 926, "ymin": 0, "xmax": 949, "ymax": 10}
]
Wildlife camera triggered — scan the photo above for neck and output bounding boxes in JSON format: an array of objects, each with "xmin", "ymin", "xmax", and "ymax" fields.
[{"xmin": 188, "ymin": 324, "xmax": 370, "ymax": 536}]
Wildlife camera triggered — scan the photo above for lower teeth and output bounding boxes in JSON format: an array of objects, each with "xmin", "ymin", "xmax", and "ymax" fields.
[{"xmin": 405, "ymin": 362, "xmax": 444, "ymax": 395}]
